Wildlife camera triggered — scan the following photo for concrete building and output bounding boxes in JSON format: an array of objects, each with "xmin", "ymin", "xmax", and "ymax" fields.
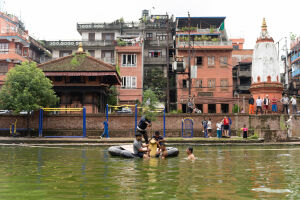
[
  {"xmin": 231, "ymin": 39, "xmax": 253, "ymax": 95},
  {"xmin": 289, "ymin": 36, "xmax": 300, "ymax": 95},
  {"xmin": 44, "ymin": 11, "xmax": 175, "ymax": 106},
  {"xmin": 175, "ymin": 17, "xmax": 233, "ymax": 113},
  {"xmin": 249, "ymin": 18, "xmax": 283, "ymax": 102},
  {"xmin": 38, "ymin": 44, "xmax": 121, "ymax": 113},
  {"xmin": 0, "ymin": 11, "xmax": 50, "ymax": 87}
]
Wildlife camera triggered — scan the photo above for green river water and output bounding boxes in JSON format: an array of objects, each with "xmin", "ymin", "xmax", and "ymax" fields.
[{"xmin": 0, "ymin": 145, "xmax": 299, "ymax": 200}]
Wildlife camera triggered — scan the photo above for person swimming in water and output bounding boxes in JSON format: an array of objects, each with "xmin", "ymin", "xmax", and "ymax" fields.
[{"xmin": 186, "ymin": 146, "xmax": 195, "ymax": 160}]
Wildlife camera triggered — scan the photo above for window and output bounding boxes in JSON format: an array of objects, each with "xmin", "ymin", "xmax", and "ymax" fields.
[
  {"xmin": 88, "ymin": 50, "xmax": 95, "ymax": 57},
  {"xmin": 54, "ymin": 76, "xmax": 63, "ymax": 82},
  {"xmin": 233, "ymin": 45, "xmax": 239, "ymax": 50},
  {"xmin": 121, "ymin": 76, "xmax": 137, "ymax": 88},
  {"xmin": 208, "ymin": 56, "xmax": 215, "ymax": 66},
  {"xmin": 220, "ymin": 56, "xmax": 228, "ymax": 66},
  {"xmin": 146, "ymin": 33, "xmax": 153, "ymax": 39},
  {"xmin": 156, "ymin": 34, "xmax": 167, "ymax": 40},
  {"xmin": 122, "ymin": 54, "xmax": 137, "ymax": 67},
  {"xmin": 221, "ymin": 104, "xmax": 229, "ymax": 113},
  {"xmin": 69, "ymin": 76, "xmax": 84, "ymax": 83},
  {"xmin": 208, "ymin": 79, "xmax": 216, "ymax": 88},
  {"xmin": 88, "ymin": 76, "xmax": 96, "ymax": 81},
  {"xmin": 59, "ymin": 50, "xmax": 72, "ymax": 57},
  {"xmin": 220, "ymin": 79, "xmax": 229, "ymax": 87},
  {"xmin": 196, "ymin": 57, "xmax": 203, "ymax": 65},
  {"xmin": 0, "ymin": 43, "xmax": 9, "ymax": 53},
  {"xmin": 195, "ymin": 79, "xmax": 203, "ymax": 88},
  {"xmin": 102, "ymin": 33, "xmax": 114, "ymax": 41},
  {"xmin": 88, "ymin": 33, "xmax": 95, "ymax": 41},
  {"xmin": 148, "ymin": 50, "xmax": 162, "ymax": 58},
  {"xmin": 183, "ymin": 79, "xmax": 189, "ymax": 88},
  {"xmin": 0, "ymin": 63, "xmax": 8, "ymax": 75},
  {"xmin": 208, "ymin": 104, "xmax": 216, "ymax": 113}
]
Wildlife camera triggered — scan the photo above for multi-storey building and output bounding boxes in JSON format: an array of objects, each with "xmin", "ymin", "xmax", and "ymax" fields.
[
  {"xmin": 44, "ymin": 11, "xmax": 175, "ymax": 106},
  {"xmin": 290, "ymin": 36, "xmax": 300, "ymax": 95},
  {"xmin": 116, "ymin": 39, "xmax": 143, "ymax": 104},
  {"xmin": 0, "ymin": 11, "xmax": 50, "ymax": 87},
  {"xmin": 231, "ymin": 39, "xmax": 253, "ymax": 96},
  {"xmin": 175, "ymin": 17, "xmax": 233, "ymax": 113}
]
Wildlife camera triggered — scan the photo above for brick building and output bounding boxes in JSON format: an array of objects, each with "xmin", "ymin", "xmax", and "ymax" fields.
[
  {"xmin": 0, "ymin": 11, "xmax": 50, "ymax": 87},
  {"xmin": 38, "ymin": 44, "xmax": 121, "ymax": 113},
  {"xmin": 175, "ymin": 17, "xmax": 233, "ymax": 113},
  {"xmin": 115, "ymin": 39, "xmax": 143, "ymax": 104}
]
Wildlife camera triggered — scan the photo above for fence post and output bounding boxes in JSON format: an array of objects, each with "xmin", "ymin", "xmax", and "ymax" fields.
[
  {"xmin": 38, "ymin": 109, "xmax": 43, "ymax": 137},
  {"xmin": 135, "ymin": 104, "xmax": 137, "ymax": 135},
  {"xmin": 83, "ymin": 107, "xmax": 86, "ymax": 137},
  {"xmin": 163, "ymin": 108, "xmax": 166, "ymax": 137}
]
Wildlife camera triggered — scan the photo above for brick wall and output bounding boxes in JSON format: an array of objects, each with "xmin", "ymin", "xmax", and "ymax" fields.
[{"xmin": 0, "ymin": 113, "xmax": 299, "ymax": 138}]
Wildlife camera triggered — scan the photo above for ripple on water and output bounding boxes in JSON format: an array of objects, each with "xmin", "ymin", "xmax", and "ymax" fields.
[{"xmin": 252, "ymin": 188, "xmax": 292, "ymax": 193}]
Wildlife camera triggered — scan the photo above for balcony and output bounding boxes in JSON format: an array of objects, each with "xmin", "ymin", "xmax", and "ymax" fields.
[
  {"xmin": 238, "ymin": 70, "xmax": 251, "ymax": 77},
  {"xmin": 239, "ymin": 85, "xmax": 250, "ymax": 91},
  {"xmin": 101, "ymin": 57, "xmax": 115, "ymax": 65},
  {"xmin": 292, "ymin": 68, "xmax": 300, "ymax": 78},
  {"xmin": 177, "ymin": 41, "xmax": 232, "ymax": 49},
  {"xmin": 291, "ymin": 52, "xmax": 300, "ymax": 63},
  {"xmin": 144, "ymin": 39, "xmax": 173, "ymax": 47},
  {"xmin": 77, "ymin": 22, "xmax": 140, "ymax": 31},
  {"xmin": 82, "ymin": 40, "xmax": 115, "ymax": 47},
  {"xmin": 144, "ymin": 57, "xmax": 169, "ymax": 64},
  {"xmin": 45, "ymin": 41, "xmax": 80, "ymax": 48}
]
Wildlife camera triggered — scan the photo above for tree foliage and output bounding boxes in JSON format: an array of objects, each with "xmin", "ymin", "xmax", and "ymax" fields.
[
  {"xmin": 0, "ymin": 61, "xmax": 59, "ymax": 113},
  {"xmin": 107, "ymin": 86, "xmax": 119, "ymax": 106},
  {"xmin": 142, "ymin": 89, "xmax": 160, "ymax": 121},
  {"xmin": 144, "ymin": 68, "xmax": 167, "ymax": 102}
]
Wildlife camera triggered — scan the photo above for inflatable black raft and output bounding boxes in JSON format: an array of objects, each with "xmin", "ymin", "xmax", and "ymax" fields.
[{"xmin": 108, "ymin": 145, "xmax": 179, "ymax": 158}]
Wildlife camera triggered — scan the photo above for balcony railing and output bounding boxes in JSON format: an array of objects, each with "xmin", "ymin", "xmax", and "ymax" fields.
[
  {"xmin": 292, "ymin": 68, "xmax": 300, "ymax": 77},
  {"xmin": 77, "ymin": 22, "xmax": 140, "ymax": 30},
  {"xmin": 144, "ymin": 56, "xmax": 168, "ymax": 64},
  {"xmin": 45, "ymin": 40, "xmax": 116, "ymax": 47},
  {"xmin": 238, "ymin": 71, "xmax": 251, "ymax": 77},
  {"xmin": 176, "ymin": 28, "xmax": 221, "ymax": 34},
  {"xmin": 291, "ymin": 52, "xmax": 300, "ymax": 63},
  {"xmin": 177, "ymin": 41, "xmax": 232, "ymax": 47},
  {"xmin": 102, "ymin": 57, "xmax": 115, "ymax": 64}
]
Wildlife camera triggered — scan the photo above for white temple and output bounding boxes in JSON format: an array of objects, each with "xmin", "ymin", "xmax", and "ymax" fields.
[{"xmin": 252, "ymin": 18, "xmax": 280, "ymax": 83}]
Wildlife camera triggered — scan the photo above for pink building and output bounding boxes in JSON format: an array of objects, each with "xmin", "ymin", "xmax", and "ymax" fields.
[{"xmin": 116, "ymin": 41, "xmax": 143, "ymax": 104}]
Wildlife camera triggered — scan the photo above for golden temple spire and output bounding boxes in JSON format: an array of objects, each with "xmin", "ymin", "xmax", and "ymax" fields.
[
  {"xmin": 77, "ymin": 42, "xmax": 84, "ymax": 53},
  {"xmin": 261, "ymin": 17, "xmax": 267, "ymax": 32}
]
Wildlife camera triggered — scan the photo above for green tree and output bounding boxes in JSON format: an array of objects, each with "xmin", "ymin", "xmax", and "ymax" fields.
[
  {"xmin": 144, "ymin": 68, "xmax": 167, "ymax": 102},
  {"xmin": 107, "ymin": 86, "xmax": 119, "ymax": 106},
  {"xmin": 0, "ymin": 61, "xmax": 59, "ymax": 135},
  {"xmin": 142, "ymin": 89, "xmax": 160, "ymax": 121}
]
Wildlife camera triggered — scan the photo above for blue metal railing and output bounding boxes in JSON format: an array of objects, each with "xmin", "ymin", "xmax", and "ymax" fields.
[{"xmin": 292, "ymin": 68, "xmax": 300, "ymax": 78}]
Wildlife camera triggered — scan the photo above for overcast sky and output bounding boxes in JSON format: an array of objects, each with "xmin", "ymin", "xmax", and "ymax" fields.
[{"xmin": 3, "ymin": 0, "xmax": 300, "ymax": 50}]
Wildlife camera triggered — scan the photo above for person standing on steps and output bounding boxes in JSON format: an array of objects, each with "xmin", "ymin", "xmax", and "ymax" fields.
[
  {"xmin": 290, "ymin": 95, "xmax": 298, "ymax": 114},
  {"xmin": 256, "ymin": 96, "xmax": 263, "ymax": 115},
  {"xmin": 281, "ymin": 94, "xmax": 290, "ymax": 115},
  {"xmin": 248, "ymin": 95, "xmax": 255, "ymax": 114}
]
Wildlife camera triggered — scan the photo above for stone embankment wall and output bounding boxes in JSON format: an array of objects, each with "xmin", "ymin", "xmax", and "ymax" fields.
[{"xmin": 0, "ymin": 113, "xmax": 299, "ymax": 141}]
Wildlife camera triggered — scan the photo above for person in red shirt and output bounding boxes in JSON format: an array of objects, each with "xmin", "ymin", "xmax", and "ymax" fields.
[
  {"xmin": 222, "ymin": 116, "xmax": 230, "ymax": 137},
  {"xmin": 271, "ymin": 96, "xmax": 278, "ymax": 114}
]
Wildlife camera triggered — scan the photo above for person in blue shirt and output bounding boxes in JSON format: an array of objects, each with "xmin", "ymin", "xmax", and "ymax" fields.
[
  {"xmin": 100, "ymin": 120, "xmax": 109, "ymax": 139},
  {"xmin": 137, "ymin": 115, "xmax": 152, "ymax": 144}
]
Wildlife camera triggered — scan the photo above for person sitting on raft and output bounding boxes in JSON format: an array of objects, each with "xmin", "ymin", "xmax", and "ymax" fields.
[
  {"xmin": 137, "ymin": 115, "xmax": 152, "ymax": 144},
  {"xmin": 133, "ymin": 132, "xmax": 150, "ymax": 158},
  {"xmin": 152, "ymin": 131, "xmax": 165, "ymax": 149},
  {"xmin": 186, "ymin": 146, "xmax": 195, "ymax": 160}
]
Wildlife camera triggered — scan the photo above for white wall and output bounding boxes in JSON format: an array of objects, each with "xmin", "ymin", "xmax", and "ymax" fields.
[
  {"xmin": 252, "ymin": 42, "xmax": 281, "ymax": 83},
  {"xmin": 52, "ymin": 50, "xmax": 59, "ymax": 59},
  {"xmin": 95, "ymin": 50, "xmax": 101, "ymax": 59},
  {"xmin": 82, "ymin": 32, "xmax": 89, "ymax": 41}
]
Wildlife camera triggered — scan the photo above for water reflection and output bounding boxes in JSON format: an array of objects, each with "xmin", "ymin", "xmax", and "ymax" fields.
[{"xmin": 0, "ymin": 146, "xmax": 299, "ymax": 199}]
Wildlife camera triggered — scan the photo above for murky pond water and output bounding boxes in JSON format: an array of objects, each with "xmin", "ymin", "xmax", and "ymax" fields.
[{"xmin": 0, "ymin": 145, "xmax": 299, "ymax": 199}]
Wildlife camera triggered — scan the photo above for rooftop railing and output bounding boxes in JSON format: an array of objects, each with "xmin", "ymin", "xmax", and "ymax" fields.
[
  {"xmin": 77, "ymin": 22, "xmax": 140, "ymax": 30},
  {"xmin": 177, "ymin": 40, "xmax": 232, "ymax": 47}
]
